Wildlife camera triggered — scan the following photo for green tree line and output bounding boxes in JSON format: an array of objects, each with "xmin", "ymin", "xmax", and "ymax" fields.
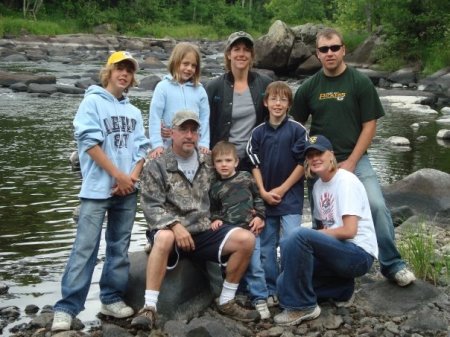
[{"xmin": 1, "ymin": 0, "xmax": 449, "ymax": 73}]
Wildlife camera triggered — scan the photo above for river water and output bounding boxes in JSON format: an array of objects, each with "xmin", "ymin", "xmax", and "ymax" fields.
[{"xmin": 0, "ymin": 60, "xmax": 449, "ymax": 334}]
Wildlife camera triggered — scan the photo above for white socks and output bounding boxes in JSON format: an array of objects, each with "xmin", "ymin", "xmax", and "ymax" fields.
[
  {"xmin": 219, "ymin": 281, "xmax": 239, "ymax": 305},
  {"xmin": 145, "ymin": 289, "xmax": 159, "ymax": 310}
]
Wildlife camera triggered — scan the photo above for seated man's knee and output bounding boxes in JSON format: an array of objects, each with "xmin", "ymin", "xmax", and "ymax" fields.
[{"xmin": 153, "ymin": 230, "xmax": 175, "ymax": 253}]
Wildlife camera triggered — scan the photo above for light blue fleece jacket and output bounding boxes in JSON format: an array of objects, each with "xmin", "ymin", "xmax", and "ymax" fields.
[
  {"xmin": 149, "ymin": 75, "xmax": 210, "ymax": 149},
  {"xmin": 74, "ymin": 85, "xmax": 150, "ymax": 199}
]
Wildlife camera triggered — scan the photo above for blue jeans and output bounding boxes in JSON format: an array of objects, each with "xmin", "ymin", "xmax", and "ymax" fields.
[
  {"xmin": 260, "ymin": 214, "xmax": 301, "ymax": 296},
  {"xmin": 308, "ymin": 155, "xmax": 406, "ymax": 279},
  {"xmin": 54, "ymin": 192, "xmax": 137, "ymax": 317},
  {"xmin": 353, "ymin": 155, "xmax": 406, "ymax": 278},
  {"xmin": 277, "ymin": 227, "xmax": 374, "ymax": 310},
  {"xmin": 242, "ymin": 236, "xmax": 269, "ymax": 304}
]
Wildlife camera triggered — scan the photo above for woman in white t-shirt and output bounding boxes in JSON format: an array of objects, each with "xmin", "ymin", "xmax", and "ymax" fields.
[{"xmin": 274, "ymin": 135, "xmax": 378, "ymax": 327}]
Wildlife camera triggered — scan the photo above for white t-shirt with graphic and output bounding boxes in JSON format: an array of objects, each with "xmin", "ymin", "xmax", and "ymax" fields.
[{"xmin": 313, "ymin": 169, "xmax": 379, "ymax": 259}]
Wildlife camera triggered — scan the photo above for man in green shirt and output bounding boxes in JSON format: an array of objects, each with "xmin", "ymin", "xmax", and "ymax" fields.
[{"xmin": 291, "ymin": 27, "xmax": 415, "ymax": 287}]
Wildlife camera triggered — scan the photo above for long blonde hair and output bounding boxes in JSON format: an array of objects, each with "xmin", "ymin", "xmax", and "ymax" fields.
[{"xmin": 168, "ymin": 42, "xmax": 202, "ymax": 86}]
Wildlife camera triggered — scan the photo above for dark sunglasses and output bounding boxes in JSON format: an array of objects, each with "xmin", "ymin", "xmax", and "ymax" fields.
[{"xmin": 317, "ymin": 45, "xmax": 343, "ymax": 53}]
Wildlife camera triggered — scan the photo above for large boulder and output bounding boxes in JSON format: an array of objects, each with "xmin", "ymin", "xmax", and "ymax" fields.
[
  {"xmin": 254, "ymin": 20, "xmax": 295, "ymax": 74},
  {"xmin": 0, "ymin": 70, "xmax": 56, "ymax": 87},
  {"xmin": 345, "ymin": 33, "xmax": 383, "ymax": 66},
  {"xmin": 124, "ymin": 251, "xmax": 223, "ymax": 322},
  {"xmin": 383, "ymin": 169, "xmax": 450, "ymax": 228}
]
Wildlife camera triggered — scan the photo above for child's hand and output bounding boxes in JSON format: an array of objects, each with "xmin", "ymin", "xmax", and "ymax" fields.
[
  {"xmin": 210, "ymin": 219, "xmax": 223, "ymax": 231},
  {"xmin": 199, "ymin": 146, "xmax": 210, "ymax": 154},
  {"xmin": 270, "ymin": 186, "xmax": 286, "ymax": 199},
  {"xmin": 261, "ymin": 190, "xmax": 281, "ymax": 205},
  {"xmin": 111, "ymin": 172, "xmax": 135, "ymax": 196},
  {"xmin": 161, "ymin": 125, "xmax": 172, "ymax": 139},
  {"xmin": 149, "ymin": 147, "xmax": 164, "ymax": 159},
  {"xmin": 249, "ymin": 216, "xmax": 264, "ymax": 235}
]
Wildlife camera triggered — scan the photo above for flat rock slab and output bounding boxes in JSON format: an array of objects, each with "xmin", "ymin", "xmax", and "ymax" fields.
[{"xmin": 358, "ymin": 279, "xmax": 442, "ymax": 316}]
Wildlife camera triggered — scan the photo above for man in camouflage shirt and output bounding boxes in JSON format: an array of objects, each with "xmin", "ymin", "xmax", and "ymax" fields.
[{"xmin": 131, "ymin": 110, "xmax": 260, "ymax": 331}]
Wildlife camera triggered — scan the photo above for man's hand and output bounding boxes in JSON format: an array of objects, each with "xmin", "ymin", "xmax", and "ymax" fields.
[
  {"xmin": 171, "ymin": 223, "xmax": 195, "ymax": 252},
  {"xmin": 149, "ymin": 146, "xmax": 164, "ymax": 159},
  {"xmin": 338, "ymin": 158, "xmax": 357, "ymax": 173}
]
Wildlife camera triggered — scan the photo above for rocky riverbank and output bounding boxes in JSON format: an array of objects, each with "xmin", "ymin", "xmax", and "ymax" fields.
[{"xmin": 1, "ymin": 169, "xmax": 449, "ymax": 337}]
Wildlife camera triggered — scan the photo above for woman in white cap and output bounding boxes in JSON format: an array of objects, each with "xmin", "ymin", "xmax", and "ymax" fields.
[
  {"xmin": 206, "ymin": 31, "xmax": 272, "ymax": 172},
  {"xmin": 51, "ymin": 51, "xmax": 150, "ymax": 331},
  {"xmin": 274, "ymin": 135, "xmax": 378, "ymax": 326}
]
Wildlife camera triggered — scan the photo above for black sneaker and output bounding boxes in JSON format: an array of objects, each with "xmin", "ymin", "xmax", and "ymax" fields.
[{"xmin": 130, "ymin": 306, "xmax": 157, "ymax": 330}]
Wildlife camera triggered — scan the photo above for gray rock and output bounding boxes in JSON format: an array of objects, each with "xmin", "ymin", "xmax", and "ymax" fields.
[
  {"xmin": 388, "ymin": 67, "xmax": 419, "ymax": 85},
  {"xmin": 56, "ymin": 84, "xmax": 85, "ymax": 95},
  {"xmin": 441, "ymin": 106, "xmax": 450, "ymax": 114},
  {"xmin": 10, "ymin": 82, "xmax": 28, "ymax": 92},
  {"xmin": 437, "ymin": 129, "xmax": 450, "ymax": 139},
  {"xmin": 403, "ymin": 307, "xmax": 449, "ymax": 335},
  {"xmin": 295, "ymin": 55, "xmax": 322, "ymax": 77},
  {"xmin": 27, "ymin": 83, "xmax": 58, "ymax": 94},
  {"xmin": 386, "ymin": 136, "xmax": 410, "ymax": 146},
  {"xmin": 390, "ymin": 205, "xmax": 415, "ymax": 226},
  {"xmin": 139, "ymin": 75, "xmax": 162, "ymax": 91},
  {"xmin": 254, "ymin": 20, "xmax": 295, "ymax": 73},
  {"xmin": 346, "ymin": 33, "xmax": 383, "ymax": 66},
  {"xmin": 358, "ymin": 279, "xmax": 441, "ymax": 316},
  {"xmin": 383, "ymin": 168, "xmax": 450, "ymax": 227},
  {"xmin": 101, "ymin": 323, "xmax": 134, "ymax": 337},
  {"xmin": 124, "ymin": 251, "xmax": 222, "ymax": 322},
  {"xmin": 2, "ymin": 53, "xmax": 28, "ymax": 62},
  {"xmin": 0, "ymin": 70, "xmax": 56, "ymax": 86}
]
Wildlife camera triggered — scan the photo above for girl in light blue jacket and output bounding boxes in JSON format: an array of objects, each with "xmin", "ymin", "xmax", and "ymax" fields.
[
  {"xmin": 52, "ymin": 51, "xmax": 150, "ymax": 332},
  {"xmin": 149, "ymin": 42, "xmax": 210, "ymax": 158}
]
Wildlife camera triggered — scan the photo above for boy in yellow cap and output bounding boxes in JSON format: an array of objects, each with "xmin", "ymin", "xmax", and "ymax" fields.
[{"xmin": 51, "ymin": 51, "xmax": 150, "ymax": 331}]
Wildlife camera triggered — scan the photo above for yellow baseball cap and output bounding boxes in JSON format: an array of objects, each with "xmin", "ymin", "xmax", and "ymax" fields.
[{"xmin": 106, "ymin": 51, "xmax": 139, "ymax": 71}]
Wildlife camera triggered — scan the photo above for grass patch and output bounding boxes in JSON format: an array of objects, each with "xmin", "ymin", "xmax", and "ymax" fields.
[
  {"xmin": 125, "ymin": 23, "xmax": 222, "ymax": 40},
  {"xmin": 0, "ymin": 16, "xmax": 81, "ymax": 36},
  {"xmin": 342, "ymin": 31, "xmax": 369, "ymax": 53},
  {"xmin": 398, "ymin": 222, "xmax": 449, "ymax": 285}
]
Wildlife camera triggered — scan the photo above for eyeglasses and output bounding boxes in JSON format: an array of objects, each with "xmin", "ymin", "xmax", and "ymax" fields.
[
  {"xmin": 317, "ymin": 45, "xmax": 343, "ymax": 53},
  {"xmin": 174, "ymin": 126, "xmax": 199, "ymax": 135},
  {"xmin": 268, "ymin": 96, "xmax": 289, "ymax": 103}
]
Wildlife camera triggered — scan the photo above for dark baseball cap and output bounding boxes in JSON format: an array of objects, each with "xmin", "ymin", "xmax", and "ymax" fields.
[{"xmin": 305, "ymin": 135, "xmax": 333, "ymax": 153}]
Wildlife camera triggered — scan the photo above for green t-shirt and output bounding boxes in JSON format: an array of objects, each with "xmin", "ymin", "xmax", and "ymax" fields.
[{"xmin": 291, "ymin": 66, "xmax": 385, "ymax": 162}]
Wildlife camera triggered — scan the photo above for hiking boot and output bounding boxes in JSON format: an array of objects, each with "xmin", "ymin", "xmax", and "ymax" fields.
[
  {"xmin": 393, "ymin": 268, "xmax": 416, "ymax": 287},
  {"xmin": 267, "ymin": 294, "xmax": 279, "ymax": 307},
  {"xmin": 51, "ymin": 311, "xmax": 72, "ymax": 331},
  {"xmin": 131, "ymin": 306, "xmax": 157, "ymax": 330},
  {"xmin": 100, "ymin": 301, "xmax": 134, "ymax": 318},
  {"xmin": 274, "ymin": 305, "xmax": 321, "ymax": 326},
  {"xmin": 216, "ymin": 299, "xmax": 260, "ymax": 322},
  {"xmin": 255, "ymin": 300, "xmax": 270, "ymax": 320}
]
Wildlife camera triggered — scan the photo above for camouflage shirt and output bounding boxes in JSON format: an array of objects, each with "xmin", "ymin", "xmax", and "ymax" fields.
[
  {"xmin": 209, "ymin": 171, "xmax": 265, "ymax": 229},
  {"xmin": 140, "ymin": 147, "xmax": 215, "ymax": 234}
]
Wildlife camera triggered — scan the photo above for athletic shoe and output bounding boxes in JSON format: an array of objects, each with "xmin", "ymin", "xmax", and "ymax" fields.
[
  {"xmin": 255, "ymin": 300, "xmax": 270, "ymax": 320},
  {"xmin": 394, "ymin": 268, "xmax": 416, "ymax": 287},
  {"xmin": 216, "ymin": 299, "xmax": 260, "ymax": 322},
  {"xmin": 274, "ymin": 305, "xmax": 321, "ymax": 326},
  {"xmin": 267, "ymin": 294, "xmax": 279, "ymax": 307},
  {"xmin": 51, "ymin": 311, "xmax": 72, "ymax": 331},
  {"xmin": 131, "ymin": 306, "xmax": 157, "ymax": 330},
  {"xmin": 100, "ymin": 301, "xmax": 134, "ymax": 318}
]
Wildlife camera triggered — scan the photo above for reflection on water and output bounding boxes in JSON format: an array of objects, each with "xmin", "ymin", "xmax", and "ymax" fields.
[{"xmin": 0, "ymin": 62, "xmax": 449, "ymax": 334}]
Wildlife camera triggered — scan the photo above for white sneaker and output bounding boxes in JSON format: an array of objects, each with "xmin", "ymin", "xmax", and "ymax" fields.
[
  {"xmin": 100, "ymin": 301, "xmax": 134, "ymax": 318},
  {"xmin": 51, "ymin": 311, "xmax": 72, "ymax": 331},
  {"xmin": 394, "ymin": 268, "xmax": 416, "ymax": 287},
  {"xmin": 255, "ymin": 300, "xmax": 270, "ymax": 320}
]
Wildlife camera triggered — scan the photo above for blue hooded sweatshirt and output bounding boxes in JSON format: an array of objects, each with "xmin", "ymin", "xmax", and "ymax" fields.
[
  {"xmin": 149, "ymin": 75, "xmax": 210, "ymax": 149},
  {"xmin": 74, "ymin": 85, "xmax": 150, "ymax": 199}
]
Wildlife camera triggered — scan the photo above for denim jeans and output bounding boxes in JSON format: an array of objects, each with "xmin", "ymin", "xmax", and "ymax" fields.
[
  {"xmin": 277, "ymin": 227, "xmax": 374, "ymax": 310},
  {"xmin": 307, "ymin": 155, "xmax": 406, "ymax": 279},
  {"xmin": 260, "ymin": 214, "xmax": 301, "ymax": 296},
  {"xmin": 54, "ymin": 192, "xmax": 137, "ymax": 317},
  {"xmin": 353, "ymin": 155, "xmax": 406, "ymax": 278},
  {"xmin": 242, "ymin": 236, "xmax": 269, "ymax": 304}
]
